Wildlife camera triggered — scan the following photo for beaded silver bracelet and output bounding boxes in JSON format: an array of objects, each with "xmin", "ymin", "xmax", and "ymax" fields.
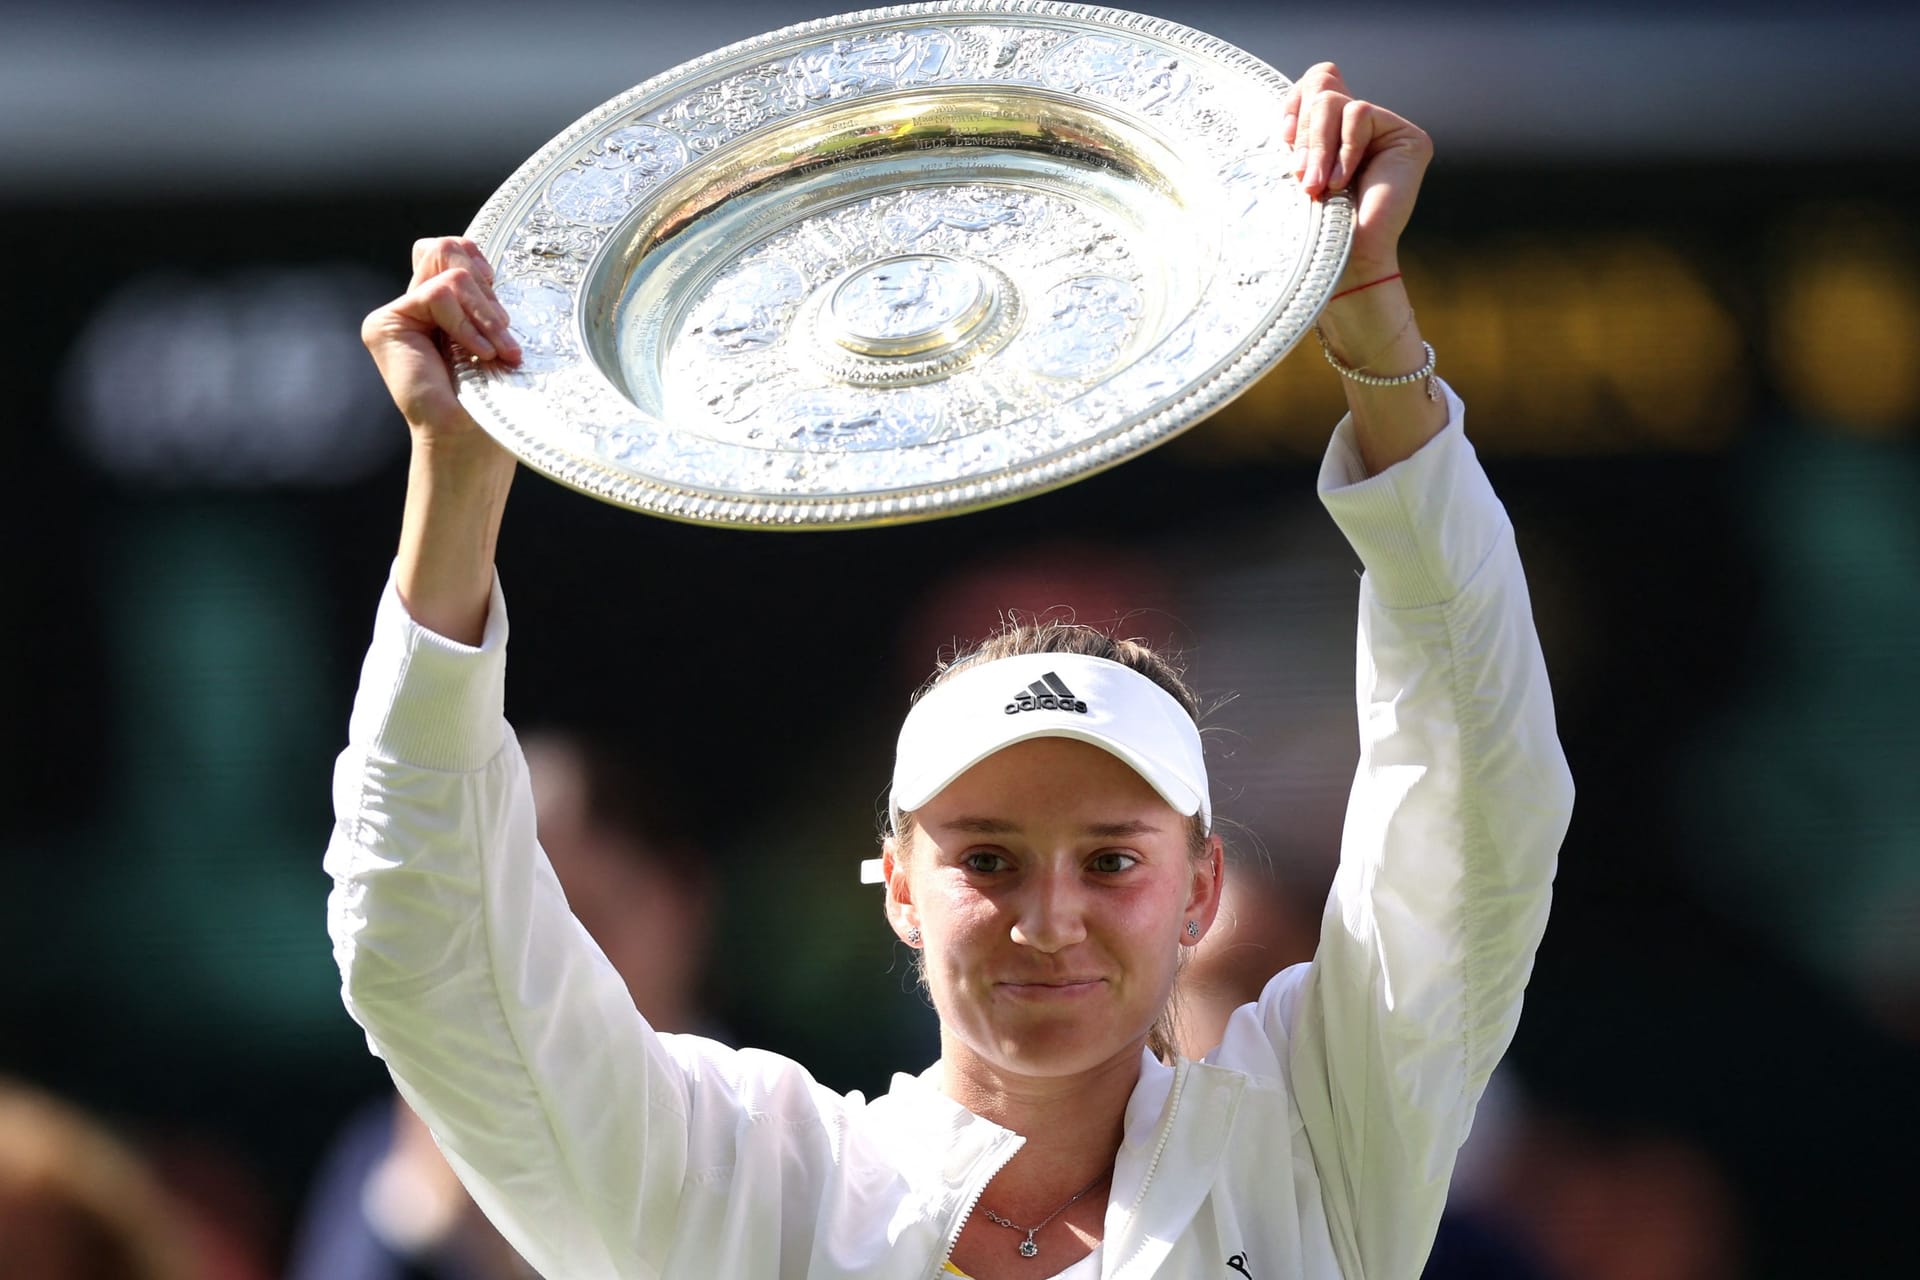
[{"xmin": 1316, "ymin": 329, "xmax": 1440, "ymax": 402}]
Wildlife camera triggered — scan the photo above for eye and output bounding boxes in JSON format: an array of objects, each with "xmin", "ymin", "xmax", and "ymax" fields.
[
  {"xmin": 962, "ymin": 850, "xmax": 1011, "ymax": 874},
  {"xmin": 1089, "ymin": 850, "xmax": 1138, "ymax": 874}
]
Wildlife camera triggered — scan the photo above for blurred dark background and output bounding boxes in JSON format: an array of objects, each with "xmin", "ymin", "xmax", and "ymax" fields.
[{"xmin": 2, "ymin": 2, "xmax": 1916, "ymax": 1277}]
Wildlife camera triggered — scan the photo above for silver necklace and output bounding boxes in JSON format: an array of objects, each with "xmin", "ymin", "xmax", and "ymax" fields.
[{"xmin": 978, "ymin": 1169, "xmax": 1108, "ymax": 1259}]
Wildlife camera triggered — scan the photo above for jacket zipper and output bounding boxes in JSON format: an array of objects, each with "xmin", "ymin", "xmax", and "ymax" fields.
[
  {"xmin": 1109, "ymin": 1059, "xmax": 1186, "ymax": 1279},
  {"xmin": 932, "ymin": 1137, "xmax": 1024, "ymax": 1280}
]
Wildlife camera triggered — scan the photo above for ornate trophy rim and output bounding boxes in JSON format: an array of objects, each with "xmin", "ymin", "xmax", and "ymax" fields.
[{"xmin": 455, "ymin": 2, "xmax": 1353, "ymax": 529}]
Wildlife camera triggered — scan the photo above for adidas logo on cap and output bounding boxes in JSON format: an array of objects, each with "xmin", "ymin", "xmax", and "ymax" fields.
[{"xmin": 1004, "ymin": 671, "xmax": 1089, "ymax": 716}]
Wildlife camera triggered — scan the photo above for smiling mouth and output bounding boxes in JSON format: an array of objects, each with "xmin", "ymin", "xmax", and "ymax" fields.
[{"xmin": 998, "ymin": 979, "xmax": 1105, "ymax": 997}]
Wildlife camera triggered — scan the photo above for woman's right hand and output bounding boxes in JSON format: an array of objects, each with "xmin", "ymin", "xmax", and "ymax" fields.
[
  {"xmin": 369, "ymin": 237, "xmax": 522, "ymax": 645},
  {"xmin": 361, "ymin": 235, "xmax": 522, "ymax": 444}
]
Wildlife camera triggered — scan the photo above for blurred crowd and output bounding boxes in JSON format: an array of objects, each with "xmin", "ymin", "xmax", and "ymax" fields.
[{"xmin": 9, "ymin": 538, "xmax": 1783, "ymax": 1280}]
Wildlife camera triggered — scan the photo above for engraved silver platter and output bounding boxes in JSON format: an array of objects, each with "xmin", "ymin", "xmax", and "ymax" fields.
[{"xmin": 456, "ymin": 2, "xmax": 1352, "ymax": 527}]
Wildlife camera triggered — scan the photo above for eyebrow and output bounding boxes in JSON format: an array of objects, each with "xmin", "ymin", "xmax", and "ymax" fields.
[{"xmin": 934, "ymin": 816, "xmax": 1164, "ymax": 839}]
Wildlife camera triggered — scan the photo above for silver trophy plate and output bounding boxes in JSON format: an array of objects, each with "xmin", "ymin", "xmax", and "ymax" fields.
[{"xmin": 456, "ymin": 2, "xmax": 1351, "ymax": 527}]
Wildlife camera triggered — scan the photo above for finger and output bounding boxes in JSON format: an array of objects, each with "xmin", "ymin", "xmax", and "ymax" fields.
[
  {"xmin": 458, "ymin": 238, "xmax": 495, "ymax": 288},
  {"xmin": 410, "ymin": 235, "xmax": 499, "ymax": 300},
  {"xmin": 457, "ymin": 269, "xmax": 521, "ymax": 363},
  {"xmin": 1330, "ymin": 98, "xmax": 1378, "ymax": 193},
  {"xmin": 1295, "ymin": 61, "xmax": 1347, "ymax": 97},
  {"xmin": 415, "ymin": 266, "xmax": 512, "ymax": 362},
  {"xmin": 390, "ymin": 263, "xmax": 521, "ymax": 366},
  {"xmin": 1336, "ymin": 100, "xmax": 1431, "ymax": 197},
  {"xmin": 1284, "ymin": 62, "xmax": 1345, "ymax": 148},
  {"xmin": 411, "ymin": 235, "xmax": 486, "ymax": 278},
  {"xmin": 1299, "ymin": 89, "xmax": 1351, "ymax": 198},
  {"xmin": 1288, "ymin": 62, "xmax": 1351, "ymax": 191}
]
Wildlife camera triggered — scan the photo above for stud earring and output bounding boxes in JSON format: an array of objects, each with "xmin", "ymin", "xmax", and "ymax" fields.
[
  {"xmin": 1185, "ymin": 921, "xmax": 1200, "ymax": 939},
  {"xmin": 906, "ymin": 927, "xmax": 922, "ymax": 946}
]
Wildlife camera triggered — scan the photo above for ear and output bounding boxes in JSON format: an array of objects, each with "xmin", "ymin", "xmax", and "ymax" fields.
[
  {"xmin": 1180, "ymin": 832, "xmax": 1226, "ymax": 947},
  {"xmin": 882, "ymin": 833, "xmax": 919, "ymax": 943}
]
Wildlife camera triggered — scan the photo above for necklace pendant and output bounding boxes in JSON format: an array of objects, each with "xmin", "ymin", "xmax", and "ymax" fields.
[{"xmin": 1019, "ymin": 1238, "xmax": 1039, "ymax": 1259}]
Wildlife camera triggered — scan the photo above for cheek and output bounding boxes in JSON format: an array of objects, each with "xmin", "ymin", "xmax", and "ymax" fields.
[
  {"xmin": 1110, "ymin": 873, "xmax": 1191, "ymax": 934},
  {"xmin": 916, "ymin": 916, "xmax": 983, "ymax": 1022},
  {"xmin": 920, "ymin": 885, "xmax": 999, "ymax": 955},
  {"xmin": 915, "ymin": 890, "xmax": 1009, "ymax": 1007}
]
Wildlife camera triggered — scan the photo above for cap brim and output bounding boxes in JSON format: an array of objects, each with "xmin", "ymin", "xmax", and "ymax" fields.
[{"xmin": 892, "ymin": 721, "xmax": 1202, "ymax": 823}]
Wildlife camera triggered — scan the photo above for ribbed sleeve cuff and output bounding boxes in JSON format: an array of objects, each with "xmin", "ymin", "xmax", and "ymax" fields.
[
  {"xmin": 345, "ymin": 563, "xmax": 510, "ymax": 772},
  {"xmin": 1315, "ymin": 381, "xmax": 1511, "ymax": 610}
]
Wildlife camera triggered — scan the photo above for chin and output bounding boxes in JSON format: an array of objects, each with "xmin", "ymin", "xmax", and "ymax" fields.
[{"xmin": 979, "ymin": 1022, "xmax": 1149, "ymax": 1079}]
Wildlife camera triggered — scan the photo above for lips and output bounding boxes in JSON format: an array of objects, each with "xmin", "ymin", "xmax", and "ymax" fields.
[{"xmin": 996, "ymin": 978, "xmax": 1106, "ymax": 998}]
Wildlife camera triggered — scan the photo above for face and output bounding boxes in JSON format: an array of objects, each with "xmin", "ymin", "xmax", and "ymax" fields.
[{"xmin": 886, "ymin": 736, "xmax": 1221, "ymax": 1082}]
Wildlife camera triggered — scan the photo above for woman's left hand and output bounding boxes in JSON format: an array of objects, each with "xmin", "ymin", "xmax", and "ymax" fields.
[
  {"xmin": 1281, "ymin": 63, "xmax": 1434, "ymax": 289},
  {"xmin": 1282, "ymin": 64, "xmax": 1447, "ymax": 473}
]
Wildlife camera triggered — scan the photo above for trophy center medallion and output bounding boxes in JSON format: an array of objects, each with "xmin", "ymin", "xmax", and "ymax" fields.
[{"xmin": 826, "ymin": 254, "xmax": 995, "ymax": 359}]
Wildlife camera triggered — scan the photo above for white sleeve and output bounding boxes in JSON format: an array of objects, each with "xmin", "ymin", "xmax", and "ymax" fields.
[
  {"xmin": 1213, "ymin": 385, "xmax": 1575, "ymax": 1279},
  {"xmin": 323, "ymin": 570, "xmax": 841, "ymax": 1280}
]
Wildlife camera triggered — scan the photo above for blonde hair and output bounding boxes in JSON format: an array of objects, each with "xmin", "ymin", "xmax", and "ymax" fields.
[{"xmin": 916, "ymin": 618, "xmax": 1203, "ymax": 720}]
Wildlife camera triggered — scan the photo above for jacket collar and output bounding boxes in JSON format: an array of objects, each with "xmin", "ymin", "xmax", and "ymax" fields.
[
  {"xmin": 869, "ymin": 1051, "xmax": 1244, "ymax": 1276},
  {"xmin": 870, "ymin": 1064, "xmax": 1026, "ymax": 1220},
  {"xmin": 1105, "ymin": 1055, "xmax": 1247, "ymax": 1279}
]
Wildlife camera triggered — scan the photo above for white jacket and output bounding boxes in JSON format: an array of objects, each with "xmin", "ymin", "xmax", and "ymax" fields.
[{"xmin": 326, "ymin": 389, "xmax": 1574, "ymax": 1280}]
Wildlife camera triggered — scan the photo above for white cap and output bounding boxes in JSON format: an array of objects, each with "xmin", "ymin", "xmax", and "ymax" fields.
[{"xmin": 884, "ymin": 649, "xmax": 1210, "ymax": 845}]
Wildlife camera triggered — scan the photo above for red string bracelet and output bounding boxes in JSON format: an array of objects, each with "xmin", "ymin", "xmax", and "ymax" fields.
[{"xmin": 1327, "ymin": 271, "xmax": 1403, "ymax": 303}]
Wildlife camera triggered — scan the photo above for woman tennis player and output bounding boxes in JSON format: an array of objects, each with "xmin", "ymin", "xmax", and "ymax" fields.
[{"xmin": 329, "ymin": 64, "xmax": 1573, "ymax": 1279}]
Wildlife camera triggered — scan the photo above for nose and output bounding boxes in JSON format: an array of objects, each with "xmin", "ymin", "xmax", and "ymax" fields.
[{"xmin": 1007, "ymin": 864, "xmax": 1088, "ymax": 953}]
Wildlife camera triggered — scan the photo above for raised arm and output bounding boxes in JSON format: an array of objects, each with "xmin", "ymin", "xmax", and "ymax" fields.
[
  {"xmin": 334, "ymin": 237, "xmax": 685, "ymax": 1276},
  {"xmin": 331, "ymin": 241, "xmax": 715, "ymax": 1278},
  {"xmin": 360, "ymin": 235, "xmax": 521, "ymax": 643},
  {"xmin": 335, "ymin": 239, "xmax": 870, "ymax": 1278},
  {"xmin": 1211, "ymin": 71, "xmax": 1574, "ymax": 1278},
  {"xmin": 1292, "ymin": 389, "xmax": 1572, "ymax": 1279}
]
